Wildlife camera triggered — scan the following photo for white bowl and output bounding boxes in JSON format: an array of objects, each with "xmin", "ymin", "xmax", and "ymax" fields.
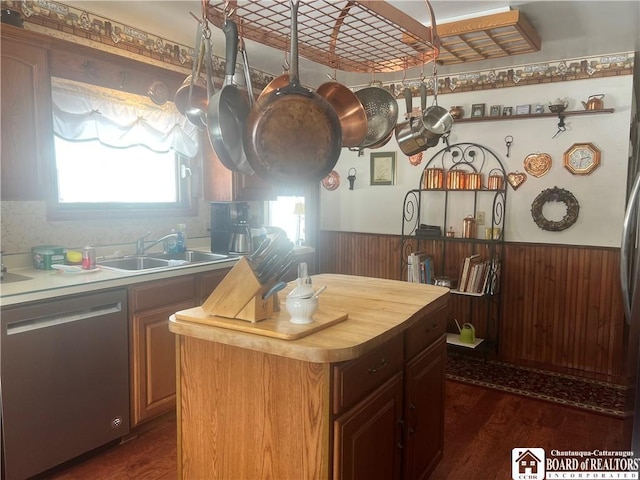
[{"xmin": 286, "ymin": 296, "xmax": 318, "ymax": 324}]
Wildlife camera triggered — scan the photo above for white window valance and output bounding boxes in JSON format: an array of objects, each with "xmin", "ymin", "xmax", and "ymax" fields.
[{"xmin": 51, "ymin": 77, "xmax": 199, "ymax": 158}]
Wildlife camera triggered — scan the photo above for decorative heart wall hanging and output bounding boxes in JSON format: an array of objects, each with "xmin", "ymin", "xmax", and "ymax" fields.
[
  {"xmin": 523, "ymin": 152, "xmax": 552, "ymax": 177},
  {"xmin": 507, "ymin": 171, "xmax": 527, "ymax": 190}
]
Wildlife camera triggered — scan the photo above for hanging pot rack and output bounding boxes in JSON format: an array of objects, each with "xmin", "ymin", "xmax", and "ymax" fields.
[{"xmin": 204, "ymin": 1, "xmax": 541, "ymax": 73}]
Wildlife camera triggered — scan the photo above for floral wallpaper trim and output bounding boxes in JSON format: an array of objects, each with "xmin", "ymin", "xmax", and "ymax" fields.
[
  {"xmin": 349, "ymin": 53, "xmax": 634, "ymax": 98},
  {"xmin": 2, "ymin": 0, "xmax": 277, "ymax": 90}
]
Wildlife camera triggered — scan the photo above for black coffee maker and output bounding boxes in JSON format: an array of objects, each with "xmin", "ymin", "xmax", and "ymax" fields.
[
  {"xmin": 229, "ymin": 204, "xmax": 252, "ymax": 254},
  {"xmin": 211, "ymin": 202, "xmax": 253, "ymax": 255}
]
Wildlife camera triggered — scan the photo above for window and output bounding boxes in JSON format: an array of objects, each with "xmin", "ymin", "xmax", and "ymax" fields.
[
  {"xmin": 49, "ymin": 77, "xmax": 199, "ymax": 219},
  {"xmin": 267, "ymin": 196, "xmax": 305, "ymax": 245},
  {"xmin": 54, "ymin": 138, "xmax": 180, "ymax": 204}
]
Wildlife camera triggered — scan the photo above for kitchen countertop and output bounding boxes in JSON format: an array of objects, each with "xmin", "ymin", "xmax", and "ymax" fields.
[
  {"xmin": 170, "ymin": 273, "xmax": 450, "ymax": 363},
  {"xmin": 0, "ymin": 254, "xmax": 239, "ymax": 307},
  {"xmin": 0, "ymin": 242, "xmax": 316, "ymax": 307}
]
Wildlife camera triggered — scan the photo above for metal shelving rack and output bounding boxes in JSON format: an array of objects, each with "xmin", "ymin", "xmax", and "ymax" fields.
[{"xmin": 400, "ymin": 142, "xmax": 507, "ymax": 353}]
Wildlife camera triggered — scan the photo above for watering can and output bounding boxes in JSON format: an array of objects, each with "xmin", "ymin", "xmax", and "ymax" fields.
[{"xmin": 459, "ymin": 323, "xmax": 475, "ymax": 344}]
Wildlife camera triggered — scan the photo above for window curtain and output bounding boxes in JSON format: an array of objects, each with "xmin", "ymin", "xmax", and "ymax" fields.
[{"xmin": 51, "ymin": 77, "xmax": 199, "ymax": 158}]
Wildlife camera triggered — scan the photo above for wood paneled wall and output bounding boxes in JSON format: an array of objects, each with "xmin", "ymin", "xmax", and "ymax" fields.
[{"xmin": 318, "ymin": 231, "xmax": 629, "ymax": 384}]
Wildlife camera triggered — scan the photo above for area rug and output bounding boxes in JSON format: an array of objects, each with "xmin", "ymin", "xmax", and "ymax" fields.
[{"xmin": 446, "ymin": 351, "xmax": 631, "ymax": 418}]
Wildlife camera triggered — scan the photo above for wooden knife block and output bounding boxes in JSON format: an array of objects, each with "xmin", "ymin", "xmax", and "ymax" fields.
[{"xmin": 201, "ymin": 257, "xmax": 277, "ymax": 322}]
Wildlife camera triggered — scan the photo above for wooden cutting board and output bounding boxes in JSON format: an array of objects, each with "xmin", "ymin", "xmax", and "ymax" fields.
[{"xmin": 175, "ymin": 305, "xmax": 348, "ymax": 340}]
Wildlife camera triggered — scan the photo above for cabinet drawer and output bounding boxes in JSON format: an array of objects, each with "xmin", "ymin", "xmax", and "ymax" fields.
[
  {"xmin": 130, "ymin": 276, "xmax": 197, "ymax": 312},
  {"xmin": 332, "ymin": 335, "xmax": 403, "ymax": 415},
  {"xmin": 404, "ymin": 306, "xmax": 447, "ymax": 360}
]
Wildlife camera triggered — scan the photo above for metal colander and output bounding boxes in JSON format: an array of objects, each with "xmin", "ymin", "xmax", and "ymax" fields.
[{"xmin": 354, "ymin": 87, "xmax": 399, "ymax": 149}]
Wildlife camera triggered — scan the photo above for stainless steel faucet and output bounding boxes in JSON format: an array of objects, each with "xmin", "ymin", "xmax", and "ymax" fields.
[{"xmin": 135, "ymin": 232, "xmax": 179, "ymax": 255}]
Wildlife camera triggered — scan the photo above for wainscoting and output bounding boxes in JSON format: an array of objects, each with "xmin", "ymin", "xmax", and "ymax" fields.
[{"xmin": 318, "ymin": 231, "xmax": 629, "ymax": 384}]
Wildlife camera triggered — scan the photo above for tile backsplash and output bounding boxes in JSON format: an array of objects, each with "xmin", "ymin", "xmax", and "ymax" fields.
[{"xmin": 1, "ymin": 199, "xmax": 211, "ymax": 254}]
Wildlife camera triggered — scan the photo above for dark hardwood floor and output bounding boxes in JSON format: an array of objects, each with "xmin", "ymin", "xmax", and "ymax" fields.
[{"xmin": 46, "ymin": 381, "xmax": 631, "ymax": 479}]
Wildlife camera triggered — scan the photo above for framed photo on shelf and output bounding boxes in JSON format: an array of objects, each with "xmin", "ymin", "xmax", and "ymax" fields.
[
  {"xmin": 534, "ymin": 104, "xmax": 545, "ymax": 114},
  {"xmin": 471, "ymin": 103, "xmax": 486, "ymax": 117},
  {"xmin": 370, "ymin": 152, "xmax": 396, "ymax": 186},
  {"xmin": 490, "ymin": 105, "xmax": 501, "ymax": 117},
  {"xmin": 502, "ymin": 107, "xmax": 513, "ymax": 116},
  {"xmin": 516, "ymin": 104, "xmax": 531, "ymax": 115}
]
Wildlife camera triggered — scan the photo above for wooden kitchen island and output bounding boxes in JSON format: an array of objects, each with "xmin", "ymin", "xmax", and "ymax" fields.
[{"xmin": 169, "ymin": 274, "xmax": 449, "ymax": 480}]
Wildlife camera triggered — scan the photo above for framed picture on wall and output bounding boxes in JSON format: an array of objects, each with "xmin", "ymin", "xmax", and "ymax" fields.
[
  {"xmin": 471, "ymin": 103, "xmax": 486, "ymax": 117},
  {"xmin": 516, "ymin": 104, "xmax": 531, "ymax": 115},
  {"xmin": 503, "ymin": 107, "xmax": 513, "ymax": 116},
  {"xmin": 490, "ymin": 105, "xmax": 501, "ymax": 117},
  {"xmin": 370, "ymin": 152, "xmax": 396, "ymax": 186}
]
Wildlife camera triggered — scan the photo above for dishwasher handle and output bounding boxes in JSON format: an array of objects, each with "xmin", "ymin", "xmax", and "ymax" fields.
[{"xmin": 6, "ymin": 302, "xmax": 123, "ymax": 335}]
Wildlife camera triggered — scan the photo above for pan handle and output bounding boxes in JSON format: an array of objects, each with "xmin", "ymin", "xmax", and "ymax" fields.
[
  {"xmin": 203, "ymin": 24, "xmax": 215, "ymax": 99},
  {"xmin": 288, "ymin": 0, "xmax": 301, "ymax": 86},
  {"xmin": 222, "ymin": 19, "xmax": 239, "ymax": 87},
  {"xmin": 239, "ymin": 21, "xmax": 254, "ymax": 107},
  {"xmin": 420, "ymin": 83, "xmax": 427, "ymax": 113},
  {"xmin": 404, "ymin": 88, "xmax": 413, "ymax": 119}
]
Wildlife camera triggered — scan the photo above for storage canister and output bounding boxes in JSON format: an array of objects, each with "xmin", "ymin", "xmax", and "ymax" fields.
[
  {"xmin": 462, "ymin": 215, "xmax": 476, "ymax": 239},
  {"xmin": 487, "ymin": 171, "xmax": 504, "ymax": 190},
  {"xmin": 446, "ymin": 169, "xmax": 466, "ymax": 190},
  {"xmin": 423, "ymin": 168, "xmax": 444, "ymax": 189},
  {"xmin": 32, "ymin": 245, "xmax": 66, "ymax": 269},
  {"xmin": 466, "ymin": 172, "xmax": 483, "ymax": 190}
]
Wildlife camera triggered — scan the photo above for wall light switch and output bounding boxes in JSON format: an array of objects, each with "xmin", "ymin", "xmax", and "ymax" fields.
[{"xmin": 477, "ymin": 211, "xmax": 486, "ymax": 225}]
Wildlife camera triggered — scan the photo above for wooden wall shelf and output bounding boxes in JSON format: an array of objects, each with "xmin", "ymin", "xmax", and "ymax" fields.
[{"xmin": 455, "ymin": 108, "xmax": 615, "ymax": 124}]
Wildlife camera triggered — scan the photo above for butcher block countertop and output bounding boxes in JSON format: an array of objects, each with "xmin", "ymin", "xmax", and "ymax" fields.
[{"xmin": 170, "ymin": 273, "xmax": 450, "ymax": 363}]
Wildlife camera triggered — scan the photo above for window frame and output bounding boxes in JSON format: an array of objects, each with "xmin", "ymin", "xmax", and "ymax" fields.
[{"xmin": 45, "ymin": 43, "xmax": 197, "ymax": 221}]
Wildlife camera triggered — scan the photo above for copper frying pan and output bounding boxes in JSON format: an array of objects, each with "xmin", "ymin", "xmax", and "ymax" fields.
[{"xmin": 243, "ymin": 0, "xmax": 342, "ymax": 184}]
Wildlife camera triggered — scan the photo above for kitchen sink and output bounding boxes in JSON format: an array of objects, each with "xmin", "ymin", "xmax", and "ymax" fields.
[
  {"xmin": 97, "ymin": 251, "xmax": 235, "ymax": 272},
  {"xmin": 150, "ymin": 251, "xmax": 232, "ymax": 263},
  {"xmin": 98, "ymin": 256, "xmax": 173, "ymax": 271}
]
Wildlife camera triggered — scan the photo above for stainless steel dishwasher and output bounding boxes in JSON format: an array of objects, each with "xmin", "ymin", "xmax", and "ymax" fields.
[{"xmin": 1, "ymin": 289, "xmax": 130, "ymax": 479}]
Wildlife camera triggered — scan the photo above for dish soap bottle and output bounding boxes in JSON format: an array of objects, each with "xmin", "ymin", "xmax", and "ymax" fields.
[{"xmin": 176, "ymin": 223, "xmax": 187, "ymax": 252}]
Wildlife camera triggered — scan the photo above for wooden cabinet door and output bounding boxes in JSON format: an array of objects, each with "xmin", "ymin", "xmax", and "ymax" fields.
[
  {"xmin": 403, "ymin": 338, "xmax": 446, "ymax": 480},
  {"xmin": 333, "ymin": 372, "xmax": 403, "ymax": 480},
  {"xmin": 202, "ymin": 136, "xmax": 275, "ymax": 202},
  {"xmin": 1, "ymin": 32, "xmax": 53, "ymax": 200},
  {"xmin": 131, "ymin": 299, "xmax": 195, "ymax": 426},
  {"xmin": 130, "ymin": 275, "xmax": 198, "ymax": 426}
]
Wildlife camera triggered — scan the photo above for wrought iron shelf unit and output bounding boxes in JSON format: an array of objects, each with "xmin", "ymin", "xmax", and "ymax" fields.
[{"xmin": 400, "ymin": 142, "xmax": 508, "ymax": 354}]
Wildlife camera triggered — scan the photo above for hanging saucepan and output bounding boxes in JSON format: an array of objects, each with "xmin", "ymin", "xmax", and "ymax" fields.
[
  {"xmin": 417, "ymin": 76, "xmax": 453, "ymax": 148},
  {"xmin": 175, "ymin": 75, "xmax": 208, "ymax": 129},
  {"xmin": 243, "ymin": 0, "xmax": 342, "ymax": 184},
  {"xmin": 417, "ymin": 82, "xmax": 441, "ymax": 148},
  {"xmin": 354, "ymin": 83, "xmax": 398, "ymax": 150},
  {"xmin": 174, "ymin": 23, "xmax": 208, "ymax": 130},
  {"xmin": 316, "ymin": 75, "xmax": 367, "ymax": 148},
  {"xmin": 395, "ymin": 87, "xmax": 429, "ymax": 156},
  {"xmin": 207, "ymin": 19, "xmax": 252, "ymax": 174},
  {"xmin": 421, "ymin": 103, "xmax": 453, "ymax": 148}
]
